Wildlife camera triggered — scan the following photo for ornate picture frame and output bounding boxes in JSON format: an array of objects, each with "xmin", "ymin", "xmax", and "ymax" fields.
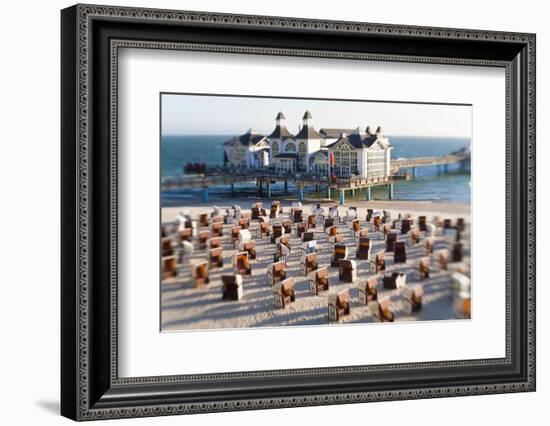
[{"xmin": 61, "ymin": 4, "xmax": 535, "ymax": 421}]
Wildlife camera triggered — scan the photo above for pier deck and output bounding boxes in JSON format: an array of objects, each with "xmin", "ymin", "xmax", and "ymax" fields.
[{"xmin": 162, "ymin": 152, "xmax": 470, "ymax": 204}]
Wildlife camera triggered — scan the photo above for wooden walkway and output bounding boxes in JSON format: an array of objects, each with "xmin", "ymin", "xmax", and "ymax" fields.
[{"xmin": 161, "ymin": 152, "xmax": 470, "ymax": 193}]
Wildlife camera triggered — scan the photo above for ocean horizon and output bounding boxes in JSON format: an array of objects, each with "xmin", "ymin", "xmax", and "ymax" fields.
[{"xmin": 161, "ymin": 134, "xmax": 471, "ymax": 204}]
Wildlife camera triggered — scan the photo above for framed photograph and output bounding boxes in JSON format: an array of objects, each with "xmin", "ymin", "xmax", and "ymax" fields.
[{"xmin": 61, "ymin": 4, "xmax": 536, "ymax": 421}]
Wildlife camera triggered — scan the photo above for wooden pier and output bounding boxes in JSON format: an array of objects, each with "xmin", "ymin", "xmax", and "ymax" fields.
[{"xmin": 162, "ymin": 151, "xmax": 470, "ymax": 204}]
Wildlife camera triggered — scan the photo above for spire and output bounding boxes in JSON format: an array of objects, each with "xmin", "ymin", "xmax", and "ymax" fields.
[
  {"xmin": 295, "ymin": 110, "xmax": 321, "ymax": 139},
  {"xmin": 268, "ymin": 111, "xmax": 293, "ymax": 139}
]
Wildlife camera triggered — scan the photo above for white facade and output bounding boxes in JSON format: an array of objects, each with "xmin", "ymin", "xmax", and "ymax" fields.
[{"xmin": 224, "ymin": 112, "xmax": 392, "ymax": 179}]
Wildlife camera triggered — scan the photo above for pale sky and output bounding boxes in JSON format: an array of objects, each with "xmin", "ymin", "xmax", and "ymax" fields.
[{"xmin": 161, "ymin": 93, "xmax": 472, "ymax": 138}]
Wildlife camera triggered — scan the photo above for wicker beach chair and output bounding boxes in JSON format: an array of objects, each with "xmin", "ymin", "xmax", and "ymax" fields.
[
  {"xmin": 274, "ymin": 240, "xmax": 291, "ymax": 263},
  {"xmin": 209, "ymin": 236, "xmax": 222, "ymax": 249},
  {"xmin": 456, "ymin": 217, "xmax": 465, "ymax": 232},
  {"xmin": 439, "ymin": 249, "xmax": 450, "ymax": 271},
  {"xmin": 330, "ymin": 233, "xmax": 345, "ymax": 245},
  {"xmin": 282, "ymin": 219, "xmax": 292, "ymax": 235},
  {"xmin": 267, "ymin": 260, "xmax": 287, "ymax": 286},
  {"xmin": 238, "ymin": 229, "xmax": 256, "ymax": 259},
  {"xmin": 426, "ymin": 237, "xmax": 434, "ymax": 255},
  {"xmin": 296, "ymin": 222, "xmax": 306, "ymax": 239},
  {"xmin": 418, "ymin": 256, "xmax": 430, "ymax": 279},
  {"xmin": 175, "ymin": 212, "xmax": 193, "ymax": 230},
  {"xmin": 410, "ymin": 229, "xmax": 421, "ymax": 245},
  {"xmin": 270, "ymin": 224, "xmax": 284, "ymax": 243},
  {"xmin": 366, "ymin": 209, "xmax": 374, "ymax": 222},
  {"xmin": 369, "ymin": 298, "xmax": 395, "ymax": 322},
  {"xmin": 373, "ymin": 216, "xmax": 381, "ymax": 231},
  {"xmin": 302, "ymin": 239, "xmax": 318, "ymax": 254},
  {"xmin": 356, "ymin": 237, "xmax": 371, "ymax": 260},
  {"xmin": 328, "ymin": 289, "xmax": 351, "ymax": 322},
  {"xmin": 258, "ymin": 218, "xmax": 270, "ymax": 239},
  {"xmin": 273, "ymin": 278, "xmax": 296, "ymax": 309},
  {"xmin": 401, "ymin": 284, "xmax": 423, "ymax": 314},
  {"xmin": 293, "ymin": 209, "xmax": 303, "ymax": 224},
  {"xmin": 211, "ymin": 206, "xmax": 221, "ymax": 218},
  {"xmin": 383, "ymin": 271, "xmax": 407, "ymax": 290},
  {"xmin": 251, "ymin": 206, "xmax": 260, "ymax": 221},
  {"xmin": 324, "ymin": 217, "xmax": 334, "ymax": 231},
  {"xmin": 212, "ymin": 215, "xmax": 224, "ymax": 223},
  {"xmin": 209, "ymin": 247, "xmax": 224, "ymax": 268},
  {"xmin": 238, "ymin": 217, "xmax": 250, "ymax": 230},
  {"xmin": 375, "ymin": 251, "xmax": 386, "ymax": 273},
  {"xmin": 401, "ymin": 218, "xmax": 411, "ymax": 234},
  {"xmin": 231, "ymin": 225, "xmax": 242, "ymax": 247},
  {"xmin": 394, "ymin": 241, "xmax": 407, "ymax": 263},
  {"xmin": 307, "ymin": 214, "xmax": 317, "ymax": 229},
  {"xmin": 161, "ymin": 256, "xmax": 178, "ymax": 280},
  {"xmin": 358, "ymin": 275, "xmax": 378, "ymax": 305},
  {"xmin": 161, "ymin": 237, "xmax": 174, "ymax": 257},
  {"xmin": 326, "ymin": 225, "xmax": 338, "ymax": 237},
  {"xmin": 331, "ymin": 244, "xmax": 348, "ymax": 267},
  {"xmin": 418, "ymin": 215, "xmax": 427, "ymax": 232},
  {"xmin": 199, "ymin": 213, "xmax": 209, "ymax": 228},
  {"xmin": 233, "ymin": 251, "xmax": 251, "ymax": 275},
  {"xmin": 178, "ymin": 240, "xmax": 194, "ymax": 264},
  {"xmin": 308, "ymin": 266, "xmax": 329, "ymax": 295},
  {"xmin": 338, "ymin": 259, "xmax": 357, "ymax": 283},
  {"xmin": 358, "ymin": 228, "xmax": 369, "ymax": 239},
  {"xmin": 222, "ymin": 274, "xmax": 243, "ymax": 301},
  {"xmin": 300, "ymin": 252, "xmax": 318, "ymax": 276},
  {"xmin": 452, "ymin": 242, "xmax": 464, "ymax": 262},
  {"xmin": 191, "ymin": 261, "xmax": 209, "ymax": 287},
  {"xmin": 198, "ymin": 228, "xmax": 211, "ymax": 250},
  {"xmin": 302, "ymin": 231, "xmax": 314, "ymax": 242},
  {"xmin": 452, "ymin": 272, "xmax": 471, "ymax": 318},
  {"xmin": 211, "ymin": 221, "xmax": 223, "ymax": 238},
  {"xmin": 346, "ymin": 208, "xmax": 357, "ymax": 222},
  {"xmin": 179, "ymin": 227, "xmax": 193, "ymax": 242},
  {"xmin": 351, "ymin": 218, "xmax": 361, "ymax": 235}
]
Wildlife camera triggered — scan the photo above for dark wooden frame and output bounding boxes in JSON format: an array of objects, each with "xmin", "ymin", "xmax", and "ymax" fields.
[{"xmin": 61, "ymin": 4, "xmax": 536, "ymax": 421}]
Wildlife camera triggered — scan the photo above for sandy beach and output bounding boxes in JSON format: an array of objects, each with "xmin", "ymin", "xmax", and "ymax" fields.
[{"xmin": 161, "ymin": 199, "xmax": 470, "ymax": 332}]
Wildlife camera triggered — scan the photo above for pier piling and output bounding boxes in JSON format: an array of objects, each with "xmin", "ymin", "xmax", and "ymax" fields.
[
  {"xmin": 298, "ymin": 186, "xmax": 304, "ymax": 202},
  {"xmin": 327, "ymin": 186, "xmax": 331, "ymax": 199},
  {"xmin": 339, "ymin": 190, "xmax": 345, "ymax": 206},
  {"xmin": 202, "ymin": 188, "xmax": 209, "ymax": 203},
  {"xmin": 388, "ymin": 183, "xmax": 394, "ymax": 200},
  {"xmin": 366, "ymin": 186, "xmax": 372, "ymax": 201},
  {"xmin": 267, "ymin": 182, "xmax": 271, "ymax": 199}
]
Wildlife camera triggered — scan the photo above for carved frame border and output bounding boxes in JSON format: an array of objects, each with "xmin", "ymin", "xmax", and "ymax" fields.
[{"xmin": 62, "ymin": 3, "xmax": 535, "ymax": 420}]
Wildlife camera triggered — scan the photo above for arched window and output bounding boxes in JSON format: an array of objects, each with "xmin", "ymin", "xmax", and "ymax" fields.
[
  {"xmin": 298, "ymin": 142, "xmax": 307, "ymax": 171},
  {"xmin": 271, "ymin": 141, "xmax": 279, "ymax": 157},
  {"xmin": 333, "ymin": 143, "xmax": 356, "ymax": 176},
  {"xmin": 285, "ymin": 142, "xmax": 296, "ymax": 152}
]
